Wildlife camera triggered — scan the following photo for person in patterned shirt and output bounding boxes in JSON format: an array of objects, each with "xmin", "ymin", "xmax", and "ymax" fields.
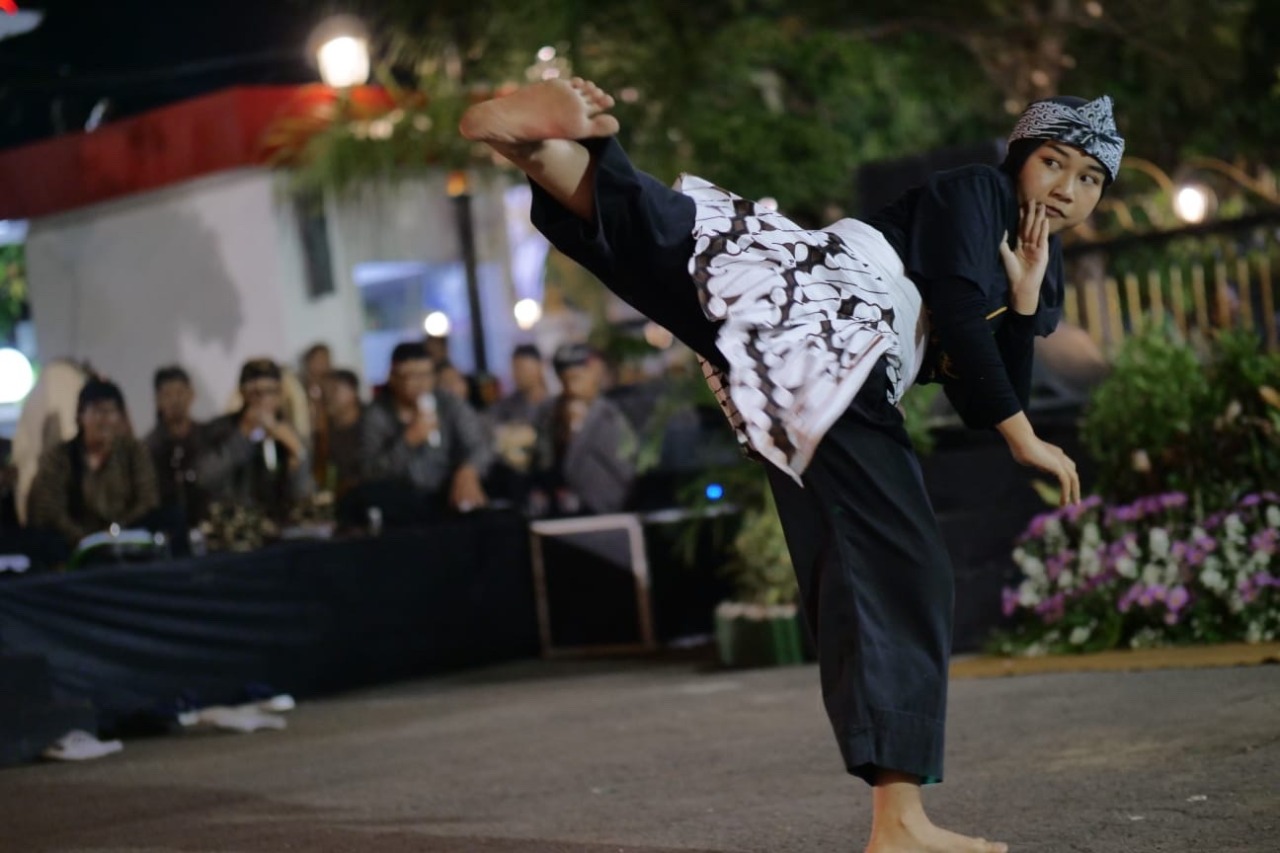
[
  {"xmin": 28, "ymin": 378, "xmax": 159, "ymax": 549},
  {"xmin": 461, "ymin": 79, "xmax": 1122, "ymax": 853}
]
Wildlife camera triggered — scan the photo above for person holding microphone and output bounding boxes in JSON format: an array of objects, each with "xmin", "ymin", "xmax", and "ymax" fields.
[{"xmin": 359, "ymin": 342, "xmax": 492, "ymax": 521}]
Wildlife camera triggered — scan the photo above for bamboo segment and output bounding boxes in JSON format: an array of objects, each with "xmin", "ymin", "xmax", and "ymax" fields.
[
  {"xmin": 1192, "ymin": 265, "xmax": 1210, "ymax": 335},
  {"xmin": 1148, "ymin": 270, "xmax": 1164, "ymax": 332},
  {"xmin": 1087, "ymin": 282, "xmax": 1105, "ymax": 348},
  {"xmin": 1105, "ymin": 277, "xmax": 1124, "ymax": 353},
  {"xmin": 1214, "ymin": 261, "xmax": 1231, "ymax": 330},
  {"xmin": 1064, "ymin": 283, "xmax": 1081, "ymax": 327},
  {"xmin": 1260, "ymin": 258, "xmax": 1278, "ymax": 353},
  {"xmin": 1124, "ymin": 273, "xmax": 1143, "ymax": 335},
  {"xmin": 1237, "ymin": 257, "xmax": 1253, "ymax": 332},
  {"xmin": 1170, "ymin": 267, "xmax": 1188, "ymax": 337}
]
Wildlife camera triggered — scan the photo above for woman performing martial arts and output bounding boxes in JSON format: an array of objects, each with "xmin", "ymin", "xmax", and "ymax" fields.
[{"xmin": 461, "ymin": 79, "xmax": 1123, "ymax": 853}]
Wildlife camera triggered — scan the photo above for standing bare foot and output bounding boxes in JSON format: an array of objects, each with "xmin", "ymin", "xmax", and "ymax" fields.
[
  {"xmin": 459, "ymin": 78, "xmax": 620, "ymax": 145},
  {"xmin": 866, "ymin": 811, "xmax": 1008, "ymax": 853}
]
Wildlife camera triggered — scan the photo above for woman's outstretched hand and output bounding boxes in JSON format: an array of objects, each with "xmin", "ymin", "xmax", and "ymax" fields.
[
  {"xmin": 997, "ymin": 411, "xmax": 1081, "ymax": 506},
  {"xmin": 1000, "ymin": 201, "xmax": 1051, "ymax": 316}
]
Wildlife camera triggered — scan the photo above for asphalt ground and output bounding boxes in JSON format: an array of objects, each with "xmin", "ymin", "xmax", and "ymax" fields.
[{"xmin": 2, "ymin": 657, "xmax": 1277, "ymax": 853}]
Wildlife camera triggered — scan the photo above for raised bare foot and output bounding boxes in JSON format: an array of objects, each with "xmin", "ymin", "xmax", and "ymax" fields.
[
  {"xmin": 459, "ymin": 78, "xmax": 620, "ymax": 144},
  {"xmin": 865, "ymin": 812, "xmax": 1008, "ymax": 853}
]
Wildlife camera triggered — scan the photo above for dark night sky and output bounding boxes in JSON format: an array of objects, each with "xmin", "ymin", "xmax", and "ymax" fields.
[{"xmin": 0, "ymin": 0, "xmax": 330, "ymax": 149}]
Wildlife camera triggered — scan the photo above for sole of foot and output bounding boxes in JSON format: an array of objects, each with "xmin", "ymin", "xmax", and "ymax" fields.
[{"xmin": 459, "ymin": 78, "xmax": 620, "ymax": 144}]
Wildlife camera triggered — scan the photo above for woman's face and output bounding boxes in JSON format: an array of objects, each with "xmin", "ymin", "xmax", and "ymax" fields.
[{"xmin": 1017, "ymin": 142, "xmax": 1107, "ymax": 234}]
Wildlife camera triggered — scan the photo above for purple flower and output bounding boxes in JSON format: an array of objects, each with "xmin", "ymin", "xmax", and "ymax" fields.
[
  {"xmin": 1002, "ymin": 587, "xmax": 1020, "ymax": 618},
  {"xmin": 1241, "ymin": 493, "xmax": 1262, "ymax": 508},
  {"xmin": 1162, "ymin": 493, "xmax": 1189, "ymax": 509},
  {"xmin": 1118, "ymin": 584, "xmax": 1144, "ymax": 613},
  {"xmin": 1166, "ymin": 585, "xmax": 1190, "ymax": 612}
]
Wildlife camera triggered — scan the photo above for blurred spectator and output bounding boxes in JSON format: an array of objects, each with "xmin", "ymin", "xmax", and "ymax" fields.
[
  {"xmin": 200, "ymin": 359, "xmax": 313, "ymax": 521},
  {"xmin": 28, "ymin": 379, "xmax": 159, "ymax": 547},
  {"xmin": 488, "ymin": 345, "xmax": 548, "ymax": 482},
  {"xmin": 532, "ymin": 343, "xmax": 637, "ymax": 515},
  {"xmin": 12, "ymin": 359, "xmax": 90, "ymax": 525},
  {"xmin": 490, "ymin": 344, "xmax": 550, "ymax": 427},
  {"xmin": 301, "ymin": 343, "xmax": 332, "ymax": 484},
  {"xmin": 436, "ymin": 360, "xmax": 471, "ymax": 402},
  {"xmin": 361, "ymin": 342, "xmax": 492, "ymax": 515},
  {"xmin": 144, "ymin": 366, "xmax": 207, "ymax": 522},
  {"xmin": 322, "ymin": 369, "xmax": 364, "ymax": 496},
  {"xmin": 423, "ymin": 335, "xmax": 450, "ymax": 366}
]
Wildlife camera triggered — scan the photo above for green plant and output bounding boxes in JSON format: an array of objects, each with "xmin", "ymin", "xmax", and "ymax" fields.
[
  {"xmin": 1081, "ymin": 326, "xmax": 1280, "ymax": 510},
  {"xmin": 721, "ymin": 487, "xmax": 797, "ymax": 607},
  {"xmin": 0, "ymin": 244, "xmax": 28, "ymax": 343}
]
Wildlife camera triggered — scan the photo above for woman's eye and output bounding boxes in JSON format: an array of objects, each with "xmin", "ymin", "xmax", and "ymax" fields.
[
  {"xmin": 1043, "ymin": 158, "xmax": 1060, "ymax": 169},
  {"xmin": 1082, "ymin": 174, "xmax": 1098, "ymax": 185}
]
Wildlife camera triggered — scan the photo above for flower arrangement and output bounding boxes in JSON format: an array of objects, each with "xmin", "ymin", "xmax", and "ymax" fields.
[{"xmin": 993, "ymin": 491, "xmax": 1280, "ymax": 655}]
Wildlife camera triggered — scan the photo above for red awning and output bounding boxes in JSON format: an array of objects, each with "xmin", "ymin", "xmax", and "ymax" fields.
[{"xmin": 0, "ymin": 85, "xmax": 390, "ymax": 220}]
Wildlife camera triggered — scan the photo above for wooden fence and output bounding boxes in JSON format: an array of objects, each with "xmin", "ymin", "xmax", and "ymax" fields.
[{"xmin": 1064, "ymin": 214, "xmax": 1280, "ymax": 356}]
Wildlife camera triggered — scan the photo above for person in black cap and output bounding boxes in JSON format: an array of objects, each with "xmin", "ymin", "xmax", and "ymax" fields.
[
  {"xmin": 28, "ymin": 378, "xmax": 159, "ymax": 548},
  {"xmin": 199, "ymin": 359, "xmax": 313, "ymax": 522},
  {"xmin": 461, "ymin": 78, "xmax": 1124, "ymax": 852},
  {"xmin": 530, "ymin": 342, "xmax": 636, "ymax": 516}
]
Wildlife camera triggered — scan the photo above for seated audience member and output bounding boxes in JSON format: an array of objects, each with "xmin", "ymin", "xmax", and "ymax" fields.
[
  {"xmin": 28, "ymin": 379, "xmax": 159, "ymax": 547},
  {"xmin": 322, "ymin": 369, "xmax": 365, "ymax": 495},
  {"xmin": 484, "ymin": 345, "xmax": 549, "ymax": 502},
  {"xmin": 361, "ymin": 342, "xmax": 491, "ymax": 516},
  {"xmin": 489, "ymin": 344, "xmax": 549, "ymax": 429},
  {"xmin": 200, "ymin": 359, "xmax": 313, "ymax": 521},
  {"xmin": 301, "ymin": 343, "xmax": 332, "ymax": 482},
  {"xmin": 144, "ymin": 366, "xmax": 208, "ymax": 522},
  {"xmin": 531, "ymin": 344, "xmax": 637, "ymax": 516},
  {"xmin": 12, "ymin": 359, "xmax": 90, "ymax": 526},
  {"xmin": 435, "ymin": 360, "xmax": 470, "ymax": 402}
]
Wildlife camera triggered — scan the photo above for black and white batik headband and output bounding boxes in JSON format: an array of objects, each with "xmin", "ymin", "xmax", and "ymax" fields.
[{"xmin": 1009, "ymin": 96, "xmax": 1125, "ymax": 183}]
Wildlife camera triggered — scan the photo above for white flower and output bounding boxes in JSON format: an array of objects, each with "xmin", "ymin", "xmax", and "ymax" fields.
[
  {"xmin": 1022, "ymin": 557, "xmax": 1046, "ymax": 581},
  {"xmin": 1149, "ymin": 527, "xmax": 1171, "ymax": 558},
  {"xmin": 1142, "ymin": 564, "xmax": 1163, "ymax": 586},
  {"xmin": 1201, "ymin": 567, "xmax": 1228, "ymax": 594},
  {"xmin": 1225, "ymin": 514, "xmax": 1245, "ymax": 536},
  {"xmin": 1267, "ymin": 506, "xmax": 1280, "ymax": 529},
  {"xmin": 1045, "ymin": 517, "xmax": 1064, "ymax": 539},
  {"xmin": 1018, "ymin": 580, "xmax": 1039, "ymax": 608},
  {"xmin": 1012, "ymin": 547, "xmax": 1027, "ymax": 565},
  {"xmin": 1079, "ymin": 549, "xmax": 1102, "ymax": 578},
  {"xmin": 1246, "ymin": 622, "xmax": 1264, "ymax": 644},
  {"xmin": 1059, "ymin": 570, "xmax": 1076, "ymax": 588},
  {"xmin": 1082, "ymin": 522, "xmax": 1101, "ymax": 548},
  {"xmin": 1116, "ymin": 556, "xmax": 1138, "ymax": 579},
  {"xmin": 1191, "ymin": 526, "xmax": 1208, "ymax": 541},
  {"xmin": 1069, "ymin": 626, "xmax": 1092, "ymax": 645}
]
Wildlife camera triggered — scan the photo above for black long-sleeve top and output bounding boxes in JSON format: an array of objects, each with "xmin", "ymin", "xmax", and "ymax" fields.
[{"xmin": 867, "ymin": 164, "xmax": 1065, "ymax": 429}]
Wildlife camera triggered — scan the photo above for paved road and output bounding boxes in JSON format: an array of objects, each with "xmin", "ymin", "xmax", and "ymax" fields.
[{"xmin": 2, "ymin": 658, "xmax": 1277, "ymax": 852}]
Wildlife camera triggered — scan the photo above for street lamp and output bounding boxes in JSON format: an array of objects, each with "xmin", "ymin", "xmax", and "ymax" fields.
[
  {"xmin": 311, "ymin": 15, "xmax": 370, "ymax": 88},
  {"xmin": 0, "ymin": 347, "xmax": 34, "ymax": 404},
  {"xmin": 424, "ymin": 311, "xmax": 451, "ymax": 338},
  {"xmin": 1173, "ymin": 184, "xmax": 1214, "ymax": 225},
  {"xmin": 513, "ymin": 299, "xmax": 542, "ymax": 331}
]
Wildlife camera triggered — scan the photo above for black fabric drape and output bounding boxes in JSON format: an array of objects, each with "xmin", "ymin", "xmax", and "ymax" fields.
[{"xmin": 0, "ymin": 511, "xmax": 539, "ymax": 728}]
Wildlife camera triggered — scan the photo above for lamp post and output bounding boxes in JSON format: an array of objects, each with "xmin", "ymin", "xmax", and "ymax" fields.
[{"xmin": 448, "ymin": 171, "xmax": 488, "ymax": 373}]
